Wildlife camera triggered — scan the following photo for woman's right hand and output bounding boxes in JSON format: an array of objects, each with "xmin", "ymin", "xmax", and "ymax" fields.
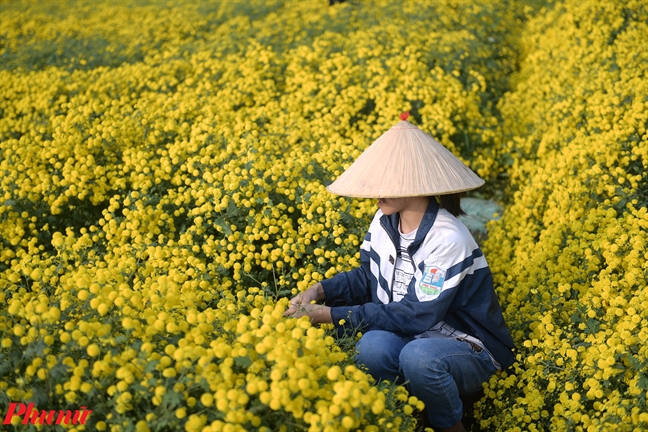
[{"xmin": 284, "ymin": 282, "xmax": 325, "ymax": 316}]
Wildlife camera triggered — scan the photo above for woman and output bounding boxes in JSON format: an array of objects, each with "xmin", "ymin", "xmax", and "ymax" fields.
[{"xmin": 284, "ymin": 113, "xmax": 516, "ymax": 432}]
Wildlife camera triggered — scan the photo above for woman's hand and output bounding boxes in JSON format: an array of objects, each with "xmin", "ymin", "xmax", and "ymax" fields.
[
  {"xmin": 285, "ymin": 303, "xmax": 332, "ymax": 324},
  {"xmin": 284, "ymin": 282, "xmax": 324, "ymax": 313},
  {"xmin": 284, "ymin": 282, "xmax": 331, "ymax": 323}
]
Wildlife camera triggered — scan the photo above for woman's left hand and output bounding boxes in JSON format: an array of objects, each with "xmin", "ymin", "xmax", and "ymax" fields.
[{"xmin": 284, "ymin": 303, "xmax": 332, "ymax": 324}]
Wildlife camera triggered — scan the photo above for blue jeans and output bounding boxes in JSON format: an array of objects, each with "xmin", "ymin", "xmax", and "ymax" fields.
[{"xmin": 355, "ymin": 330, "xmax": 497, "ymax": 428}]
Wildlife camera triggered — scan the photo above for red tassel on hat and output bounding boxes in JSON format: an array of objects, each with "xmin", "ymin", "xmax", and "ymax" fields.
[{"xmin": 400, "ymin": 111, "xmax": 410, "ymax": 121}]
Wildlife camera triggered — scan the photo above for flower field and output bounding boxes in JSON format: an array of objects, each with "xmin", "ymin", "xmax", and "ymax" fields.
[
  {"xmin": 476, "ymin": 1, "xmax": 648, "ymax": 430},
  {"xmin": 0, "ymin": 0, "xmax": 647, "ymax": 431}
]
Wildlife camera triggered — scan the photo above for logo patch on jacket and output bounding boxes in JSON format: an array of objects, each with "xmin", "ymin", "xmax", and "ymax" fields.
[{"xmin": 419, "ymin": 266, "xmax": 446, "ymax": 295}]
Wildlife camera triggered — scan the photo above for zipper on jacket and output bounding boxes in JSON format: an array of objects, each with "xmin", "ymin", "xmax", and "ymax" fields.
[{"xmin": 380, "ymin": 217, "xmax": 399, "ymax": 303}]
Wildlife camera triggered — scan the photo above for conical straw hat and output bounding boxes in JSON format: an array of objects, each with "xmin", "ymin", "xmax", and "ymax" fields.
[{"xmin": 326, "ymin": 113, "xmax": 485, "ymax": 198}]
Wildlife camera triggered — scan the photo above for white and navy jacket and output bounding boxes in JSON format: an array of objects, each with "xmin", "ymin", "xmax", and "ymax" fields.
[{"xmin": 321, "ymin": 199, "xmax": 516, "ymax": 369}]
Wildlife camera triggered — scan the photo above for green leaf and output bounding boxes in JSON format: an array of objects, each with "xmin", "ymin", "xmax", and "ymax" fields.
[
  {"xmin": 234, "ymin": 356, "xmax": 252, "ymax": 369},
  {"xmin": 145, "ymin": 360, "xmax": 159, "ymax": 373},
  {"xmin": 49, "ymin": 363, "xmax": 69, "ymax": 380},
  {"xmin": 162, "ymin": 390, "xmax": 183, "ymax": 408},
  {"xmin": 25, "ymin": 340, "xmax": 47, "ymax": 358},
  {"xmin": 638, "ymin": 374, "xmax": 648, "ymax": 390},
  {"xmin": 586, "ymin": 318, "xmax": 600, "ymax": 333},
  {"xmin": 214, "ymin": 216, "xmax": 232, "ymax": 235}
]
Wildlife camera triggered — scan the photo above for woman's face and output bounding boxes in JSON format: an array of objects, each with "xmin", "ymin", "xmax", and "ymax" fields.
[{"xmin": 376, "ymin": 198, "xmax": 408, "ymax": 216}]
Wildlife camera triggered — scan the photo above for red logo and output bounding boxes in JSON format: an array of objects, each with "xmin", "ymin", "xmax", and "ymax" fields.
[{"xmin": 2, "ymin": 403, "xmax": 92, "ymax": 426}]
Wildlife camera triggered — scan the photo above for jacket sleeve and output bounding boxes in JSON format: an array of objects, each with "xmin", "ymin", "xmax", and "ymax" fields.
[
  {"xmin": 318, "ymin": 213, "xmax": 383, "ymax": 308},
  {"xmin": 329, "ymin": 231, "xmax": 481, "ymax": 337}
]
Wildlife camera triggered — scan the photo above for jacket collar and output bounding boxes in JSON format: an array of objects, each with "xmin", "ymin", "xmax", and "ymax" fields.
[{"xmin": 380, "ymin": 198, "xmax": 440, "ymax": 255}]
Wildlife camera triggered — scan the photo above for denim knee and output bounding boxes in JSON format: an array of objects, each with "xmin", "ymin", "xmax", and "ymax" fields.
[
  {"xmin": 398, "ymin": 338, "xmax": 494, "ymax": 428},
  {"xmin": 355, "ymin": 330, "xmax": 411, "ymax": 383}
]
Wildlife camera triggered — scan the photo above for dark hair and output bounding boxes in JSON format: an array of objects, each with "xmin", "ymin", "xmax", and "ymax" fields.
[{"xmin": 436, "ymin": 193, "xmax": 465, "ymax": 217}]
